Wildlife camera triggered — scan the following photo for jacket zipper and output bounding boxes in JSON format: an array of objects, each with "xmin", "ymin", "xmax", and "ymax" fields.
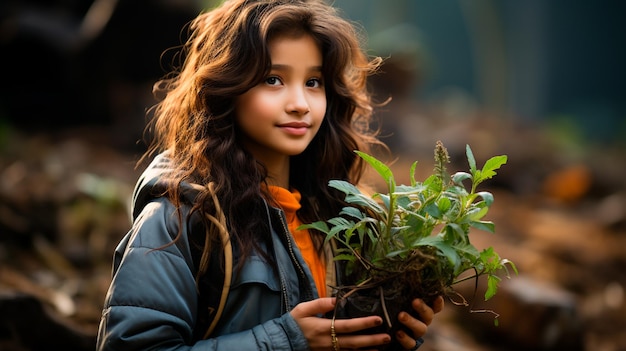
[
  {"xmin": 275, "ymin": 208, "xmax": 314, "ymax": 307},
  {"xmin": 262, "ymin": 196, "xmax": 314, "ymax": 313}
]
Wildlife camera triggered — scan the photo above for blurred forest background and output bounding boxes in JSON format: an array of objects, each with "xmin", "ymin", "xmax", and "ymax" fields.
[{"xmin": 1, "ymin": 0, "xmax": 625, "ymax": 350}]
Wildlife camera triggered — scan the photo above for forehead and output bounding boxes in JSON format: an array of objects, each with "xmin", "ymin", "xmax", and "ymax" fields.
[{"xmin": 267, "ymin": 34, "xmax": 323, "ymax": 65}]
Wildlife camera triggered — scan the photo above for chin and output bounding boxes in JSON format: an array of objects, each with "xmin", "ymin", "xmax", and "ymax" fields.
[
  {"xmin": 282, "ymin": 144, "xmax": 311, "ymax": 156},
  {"xmin": 285, "ymin": 150, "xmax": 307, "ymax": 156}
]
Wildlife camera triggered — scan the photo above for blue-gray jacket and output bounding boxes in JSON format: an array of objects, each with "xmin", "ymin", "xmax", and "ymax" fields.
[{"xmin": 96, "ymin": 153, "xmax": 327, "ymax": 350}]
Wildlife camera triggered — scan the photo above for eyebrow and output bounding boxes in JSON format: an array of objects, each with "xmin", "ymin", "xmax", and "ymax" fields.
[{"xmin": 271, "ymin": 64, "xmax": 323, "ymax": 72}]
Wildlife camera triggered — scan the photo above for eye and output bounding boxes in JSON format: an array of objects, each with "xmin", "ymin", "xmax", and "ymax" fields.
[
  {"xmin": 265, "ymin": 76, "xmax": 282, "ymax": 86},
  {"xmin": 306, "ymin": 78, "xmax": 322, "ymax": 88}
]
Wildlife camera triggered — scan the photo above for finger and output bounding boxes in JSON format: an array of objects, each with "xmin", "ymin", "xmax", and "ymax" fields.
[
  {"xmin": 395, "ymin": 330, "xmax": 420, "ymax": 350},
  {"xmin": 332, "ymin": 332, "xmax": 391, "ymax": 350},
  {"xmin": 332, "ymin": 315, "xmax": 384, "ymax": 334},
  {"xmin": 290, "ymin": 297, "xmax": 336, "ymax": 318},
  {"xmin": 432, "ymin": 295, "xmax": 445, "ymax": 314},
  {"xmin": 398, "ymin": 311, "xmax": 427, "ymax": 337},
  {"xmin": 411, "ymin": 298, "xmax": 435, "ymax": 325}
]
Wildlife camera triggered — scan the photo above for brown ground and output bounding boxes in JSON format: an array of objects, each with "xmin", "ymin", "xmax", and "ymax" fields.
[{"xmin": 1, "ymin": 112, "xmax": 625, "ymax": 350}]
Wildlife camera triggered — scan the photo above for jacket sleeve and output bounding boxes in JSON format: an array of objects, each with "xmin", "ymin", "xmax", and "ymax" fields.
[{"xmin": 96, "ymin": 199, "xmax": 309, "ymax": 351}]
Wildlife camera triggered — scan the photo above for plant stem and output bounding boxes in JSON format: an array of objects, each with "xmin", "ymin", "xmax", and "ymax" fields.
[
  {"xmin": 383, "ymin": 192, "xmax": 396, "ymax": 249},
  {"xmin": 379, "ymin": 286, "xmax": 392, "ymax": 328}
]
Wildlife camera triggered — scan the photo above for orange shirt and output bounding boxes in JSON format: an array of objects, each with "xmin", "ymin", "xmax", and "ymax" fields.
[{"xmin": 267, "ymin": 186, "xmax": 327, "ymax": 297}]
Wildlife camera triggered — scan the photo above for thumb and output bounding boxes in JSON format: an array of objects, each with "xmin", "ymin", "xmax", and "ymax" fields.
[{"xmin": 291, "ymin": 297, "xmax": 336, "ymax": 318}]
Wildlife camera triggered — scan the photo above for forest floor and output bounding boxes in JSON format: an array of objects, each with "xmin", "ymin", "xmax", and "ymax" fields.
[{"xmin": 1, "ymin": 114, "xmax": 625, "ymax": 350}]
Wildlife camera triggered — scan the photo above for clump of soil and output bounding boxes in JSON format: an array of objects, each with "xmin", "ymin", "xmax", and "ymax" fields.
[{"xmin": 330, "ymin": 249, "xmax": 453, "ymax": 351}]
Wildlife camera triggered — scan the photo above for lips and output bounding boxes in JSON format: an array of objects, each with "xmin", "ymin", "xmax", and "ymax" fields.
[
  {"xmin": 278, "ymin": 121, "xmax": 310, "ymax": 128},
  {"xmin": 277, "ymin": 121, "xmax": 310, "ymax": 136}
]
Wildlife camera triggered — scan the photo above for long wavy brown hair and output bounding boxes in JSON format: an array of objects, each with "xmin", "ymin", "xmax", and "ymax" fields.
[{"xmin": 143, "ymin": 0, "xmax": 385, "ymax": 271}]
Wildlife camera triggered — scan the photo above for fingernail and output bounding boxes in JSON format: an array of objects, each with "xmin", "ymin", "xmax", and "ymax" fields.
[
  {"xmin": 399, "ymin": 312, "xmax": 408, "ymax": 322},
  {"xmin": 375, "ymin": 318, "xmax": 383, "ymax": 326},
  {"xmin": 396, "ymin": 330, "xmax": 405, "ymax": 339},
  {"xmin": 383, "ymin": 336, "xmax": 391, "ymax": 343}
]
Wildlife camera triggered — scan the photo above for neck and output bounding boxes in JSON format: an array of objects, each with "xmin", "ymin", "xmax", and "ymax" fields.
[{"xmin": 264, "ymin": 156, "xmax": 290, "ymax": 189}]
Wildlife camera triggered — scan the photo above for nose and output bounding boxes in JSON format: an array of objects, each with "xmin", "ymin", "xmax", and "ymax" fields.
[{"xmin": 286, "ymin": 86, "xmax": 310, "ymax": 115}]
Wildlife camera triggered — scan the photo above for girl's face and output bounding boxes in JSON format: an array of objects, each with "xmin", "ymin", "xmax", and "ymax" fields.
[{"xmin": 235, "ymin": 34, "xmax": 326, "ymax": 166}]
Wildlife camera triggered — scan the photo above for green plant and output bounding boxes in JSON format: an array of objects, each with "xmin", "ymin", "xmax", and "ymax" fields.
[{"xmin": 301, "ymin": 141, "xmax": 517, "ymax": 334}]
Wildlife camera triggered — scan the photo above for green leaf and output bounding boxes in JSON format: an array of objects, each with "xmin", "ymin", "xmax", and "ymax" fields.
[
  {"xmin": 386, "ymin": 249, "xmax": 409, "ymax": 259},
  {"xmin": 425, "ymin": 202, "xmax": 442, "ymax": 219},
  {"xmin": 452, "ymin": 171, "xmax": 472, "ymax": 185},
  {"xmin": 454, "ymin": 242, "xmax": 480, "ymax": 257},
  {"xmin": 376, "ymin": 193, "xmax": 391, "ymax": 211},
  {"xmin": 438, "ymin": 196, "xmax": 452, "ymax": 213},
  {"xmin": 446, "ymin": 184, "xmax": 469, "ymax": 198},
  {"xmin": 343, "ymin": 193, "xmax": 386, "ymax": 214},
  {"xmin": 474, "ymin": 155, "xmax": 507, "ymax": 185},
  {"xmin": 475, "ymin": 191, "xmax": 494, "ymax": 207},
  {"xmin": 328, "ymin": 180, "xmax": 361, "ymax": 195},
  {"xmin": 466, "ymin": 144, "xmax": 477, "ymax": 173},
  {"xmin": 501, "ymin": 259, "xmax": 519, "ymax": 276},
  {"xmin": 485, "ymin": 274, "xmax": 501, "ymax": 300},
  {"xmin": 340, "ymin": 206, "xmax": 366, "ymax": 219},
  {"xmin": 355, "ymin": 151, "xmax": 395, "ymax": 192},
  {"xmin": 409, "ymin": 161, "xmax": 418, "ymax": 187},
  {"xmin": 328, "ymin": 217, "xmax": 352, "ymax": 227},
  {"xmin": 334, "ymin": 253, "xmax": 357, "ymax": 262},
  {"xmin": 464, "ymin": 205, "xmax": 489, "ymax": 222},
  {"xmin": 423, "ymin": 174, "xmax": 442, "ymax": 190},
  {"xmin": 404, "ymin": 212, "xmax": 427, "ymax": 233},
  {"xmin": 416, "ymin": 236, "xmax": 460, "ymax": 271},
  {"xmin": 482, "ymin": 155, "xmax": 508, "ymax": 176},
  {"xmin": 445, "ymin": 223, "xmax": 468, "ymax": 242},
  {"xmin": 297, "ymin": 221, "xmax": 329, "ymax": 234},
  {"xmin": 471, "ymin": 220, "xmax": 495, "ymax": 233}
]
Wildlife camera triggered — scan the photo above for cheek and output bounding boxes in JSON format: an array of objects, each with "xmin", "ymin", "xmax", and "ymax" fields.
[
  {"xmin": 236, "ymin": 92, "xmax": 271, "ymax": 126},
  {"xmin": 313, "ymin": 96, "xmax": 327, "ymax": 123},
  {"xmin": 312, "ymin": 108, "xmax": 326, "ymax": 135},
  {"xmin": 248, "ymin": 94, "xmax": 278, "ymax": 120}
]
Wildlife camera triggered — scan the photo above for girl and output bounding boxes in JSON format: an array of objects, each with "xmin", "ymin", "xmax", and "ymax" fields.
[{"xmin": 96, "ymin": 0, "xmax": 443, "ymax": 350}]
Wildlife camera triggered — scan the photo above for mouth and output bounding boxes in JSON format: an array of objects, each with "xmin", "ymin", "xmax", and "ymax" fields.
[{"xmin": 277, "ymin": 122, "xmax": 310, "ymax": 136}]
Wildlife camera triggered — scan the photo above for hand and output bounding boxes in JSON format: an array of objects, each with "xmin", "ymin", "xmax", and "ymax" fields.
[
  {"xmin": 395, "ymin": 296, "xmax": 445, "ymax": 350},
  {"xmin": 291, "ymin": 297, "xmax": 391, "ymax": 351}
]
